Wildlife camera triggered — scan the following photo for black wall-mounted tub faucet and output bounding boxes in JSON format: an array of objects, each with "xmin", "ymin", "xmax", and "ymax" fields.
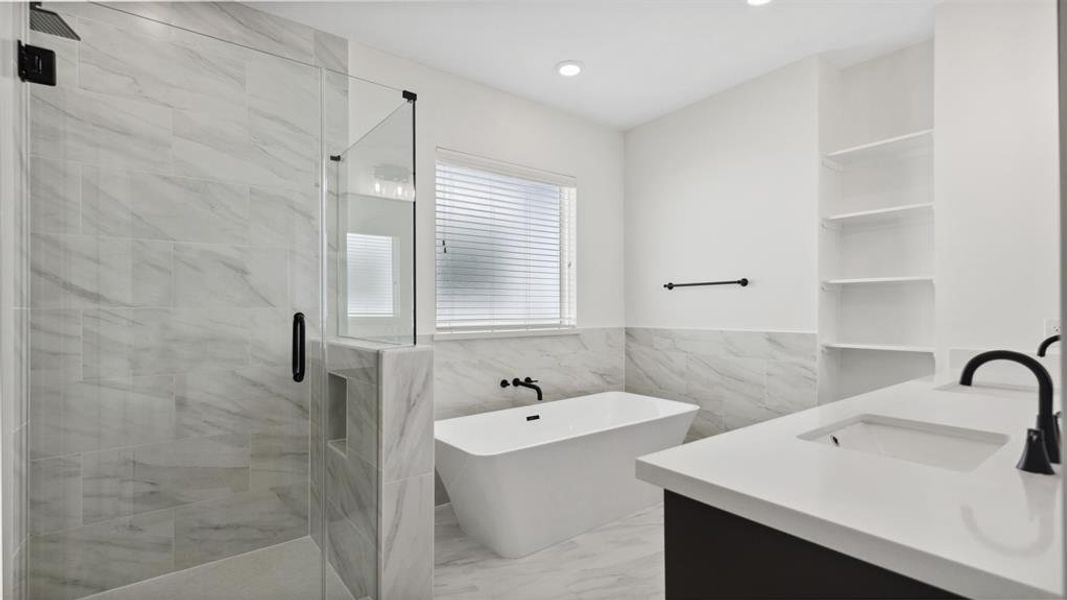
[
  {"xmin": 959, "ymin": 349, "xmax": 1059, "ymax": 474},
  {"xmin": 1037, "ymin": 334, "xmax": 1060, "ymax": 357},
  {"xmin": 500, "ymin": 377, "xmax": 543, "ymax": 401}
]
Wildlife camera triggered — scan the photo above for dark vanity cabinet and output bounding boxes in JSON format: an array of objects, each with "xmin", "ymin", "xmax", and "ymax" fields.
[{"xmin": 663, "ymin": 491, "xmax": 962, "ymax": 599}]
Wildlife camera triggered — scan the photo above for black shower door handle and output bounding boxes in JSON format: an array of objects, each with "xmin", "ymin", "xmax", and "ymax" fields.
[{"xmin": 292, "ymin": 312, "xmax": 305, "ymax": 382}]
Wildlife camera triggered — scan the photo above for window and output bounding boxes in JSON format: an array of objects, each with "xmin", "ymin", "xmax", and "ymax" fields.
[
  {"xmin": 435, "ymin": 151, "xmax": 576, "ymax": 332},
  {"xmin": 346, "ymin": 233, "xmax": 395, "ymax": 318}
]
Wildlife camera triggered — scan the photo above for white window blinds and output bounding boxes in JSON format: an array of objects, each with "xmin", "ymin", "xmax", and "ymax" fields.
[
  {"xmin": 435, "ymin": 152, "xmax": 576, "ymax": 332},
  {"xmin": 346, "ymin": 233, "xmax": 395, "ymax": 318}
]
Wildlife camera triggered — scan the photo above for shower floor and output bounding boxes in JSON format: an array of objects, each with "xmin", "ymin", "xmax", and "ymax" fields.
[{"xmin": 81, "ymin": 537, "xmax": 356, "ymax": 600}]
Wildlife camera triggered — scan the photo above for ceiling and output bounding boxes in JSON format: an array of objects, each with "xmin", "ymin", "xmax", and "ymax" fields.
[{"xmin": 256, "ymin": 1, "xmax": 936, "ymax": 130}]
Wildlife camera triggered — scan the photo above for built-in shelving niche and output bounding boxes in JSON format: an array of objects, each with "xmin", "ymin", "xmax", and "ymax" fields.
[
  {"xmin": 816, "ymin": 43, "xmax": 935, "ymax": 403},
  {"xmin": 819, "ymin": 129, "xmax": 936, "ymax": 402}
]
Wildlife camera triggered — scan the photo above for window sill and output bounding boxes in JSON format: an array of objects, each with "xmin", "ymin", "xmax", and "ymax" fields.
[{"xmin": 433, "ymin": 327, "xmax": 580, "ymax": 342}]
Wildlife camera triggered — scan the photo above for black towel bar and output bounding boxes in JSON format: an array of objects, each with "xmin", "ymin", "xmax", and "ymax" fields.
[{"xmin": 664, "ymin": 278, "xmax": 749, "ymax": 290}]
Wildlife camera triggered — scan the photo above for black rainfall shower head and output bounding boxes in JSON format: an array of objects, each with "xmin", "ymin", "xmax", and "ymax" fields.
[{"xmin": 30, "ymin": 3, "xmax": 80, "ymax": 41}]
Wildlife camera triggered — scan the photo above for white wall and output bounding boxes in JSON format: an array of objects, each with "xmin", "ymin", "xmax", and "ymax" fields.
[
  {"xmin": 830, "ymin": 41, "xmax": 934, "ymax": 151},
  {"xmin": 934, "ymin": 0, "xmax": 1060, "ymax": 357},
  {"xmin": 346, "ymin": 41, "xmax": 626, "ymax": 335},
  {"xmin": 623, "ymin": 58, "xmax": 821, "ymax": 331}
]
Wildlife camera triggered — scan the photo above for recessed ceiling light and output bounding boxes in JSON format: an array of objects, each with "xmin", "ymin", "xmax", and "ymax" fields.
[
  {"xmin": 556, "ymin": 60, "xmax": 583, "ymax": 77},
  {"xmin": 747, "ymin": 0, "xmax": 773, "ymax": 5}
]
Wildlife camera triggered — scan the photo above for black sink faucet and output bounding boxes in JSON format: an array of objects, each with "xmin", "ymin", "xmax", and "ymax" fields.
[
  {"xmin": 959, "ymin": 349, "xmax": 1059, "ymax": 473},
  {"xmin": 1037, "ymin": 334, "xmax": 1060, "ymax": 357},
  {"xmin": 500, "ymin": 377, "xmax": 543, "ymax": 401}
]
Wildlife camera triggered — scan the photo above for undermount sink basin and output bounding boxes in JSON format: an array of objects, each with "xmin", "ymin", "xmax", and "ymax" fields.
[{"xmin": 798, "ymin": 414, "xmax": 1009, "ymax": 472}]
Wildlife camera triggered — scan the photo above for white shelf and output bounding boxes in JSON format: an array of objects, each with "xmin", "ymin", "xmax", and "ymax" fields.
[
  {"xmin": 824, "ymin": 129, "xmax": 933, "ymax": 166},
  {"xmin": 824, "ymin": 203, "xmax": 933, "ymax": 226},
  {"xmin": 822, "ymin": 342, "xmax": 935, "ymax": 354},
  {"xmin": 823, "ymin": 276, "xmax": 934, "ymax": 286}
]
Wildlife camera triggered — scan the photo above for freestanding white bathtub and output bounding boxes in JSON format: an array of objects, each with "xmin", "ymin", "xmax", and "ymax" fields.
[{"xmin": 435, "ymin": 391, "xmax": 698, "ymax": 558}]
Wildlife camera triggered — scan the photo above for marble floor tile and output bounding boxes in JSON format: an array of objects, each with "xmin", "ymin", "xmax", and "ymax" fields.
[
  {"xmin": 435, "ymin": 503, "xmax": 665, "ymax": 600},
  {"xmin": 80, "ymin": 537, "xmax": 353, "ymax": 600}
]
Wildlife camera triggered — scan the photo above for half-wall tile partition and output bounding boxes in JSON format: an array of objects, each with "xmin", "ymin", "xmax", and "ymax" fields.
[
  {"xmin": 22, "ymin": 3, "xmax": 348, "ymax": 598},
  {"xmin": 380, "ymin": 346, "xmax": 435, "ymax": 599},
  {"xmin": 318, "ymin": 343, "xmax": 434, "ymax": 600},
  {"xmin": 625, "ymin": 328, "xmax": 818, "ymax": 440},
  {"xmin": 316, "ymin": 342, "xmax": 380, "ymax": 600}
]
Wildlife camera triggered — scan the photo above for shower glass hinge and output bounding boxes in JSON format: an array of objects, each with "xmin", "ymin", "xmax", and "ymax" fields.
[{"xmin": 17, "ymin": 41, "xmax": 57, "ymax": 86}]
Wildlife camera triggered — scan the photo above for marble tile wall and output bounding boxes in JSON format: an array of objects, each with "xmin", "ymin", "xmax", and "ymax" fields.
[
  {"xmin": 431, "ymin": 328, "xmax": 625, "ymax": 505},
  {"xmin": 625, "ymin": 328, "xmax": 818, "ymax": 440},
  {"xmin": 432, "ymin": 328, "xmax": 626, "ymax": 421},
  {"xmin": 22, "ymin": 3, "xmax": 347, "ymax": 598}
]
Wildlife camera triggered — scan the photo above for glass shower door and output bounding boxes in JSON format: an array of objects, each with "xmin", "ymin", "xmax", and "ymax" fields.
[
  {"xmin": 22, "ymin": 4, "xmax": 330, "ymax": 599},
  {"xmin": 333, "ymin": 99, "xmax": 416, "ymax": 346}
]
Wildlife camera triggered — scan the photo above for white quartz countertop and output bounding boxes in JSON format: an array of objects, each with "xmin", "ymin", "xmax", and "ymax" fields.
[{"xmin": 636, "ymin": 377, "xmax": 1064, "ymax": 599}]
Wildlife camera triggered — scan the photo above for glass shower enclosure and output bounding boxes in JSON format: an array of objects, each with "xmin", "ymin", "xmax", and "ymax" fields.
[{"xmin": 12, "ymin": 3, "xmax": 415, "ymax": 599}]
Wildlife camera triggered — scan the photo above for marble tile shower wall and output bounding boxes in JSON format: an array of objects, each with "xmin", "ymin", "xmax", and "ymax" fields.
[
  {"xmin": 23, "ymin": 4, "xmax": 347, "ymax": 598},
  {"xmin": 625, "ymin": 328, "xmax": 818, "ymax": 440}
]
